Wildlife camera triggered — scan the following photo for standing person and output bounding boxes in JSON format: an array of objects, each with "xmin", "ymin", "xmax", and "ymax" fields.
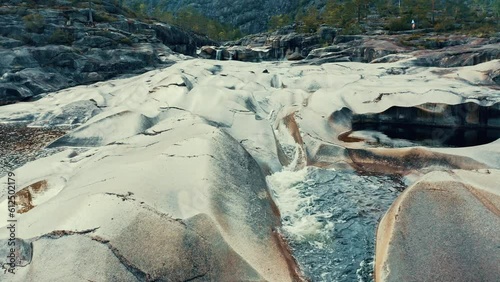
[{"xmin": 411, "ymin": 19, "xmax": 416, "ymax": 30}]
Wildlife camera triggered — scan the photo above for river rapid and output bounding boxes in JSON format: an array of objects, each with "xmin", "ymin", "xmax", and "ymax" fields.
[{"xmin": 267, "ymin": 166, "xmax": 405, "ymax": 282}]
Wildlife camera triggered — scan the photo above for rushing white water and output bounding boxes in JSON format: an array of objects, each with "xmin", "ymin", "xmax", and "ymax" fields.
[
  {"xmin": 267, "ymin": 153, "xmax": 404, "ymax": 281},
  {"xmin": 267, "ymin": 167, "xmax": 327, "ymax": 240},
  {"xmin": 215, "ymin": 49, "xmax": 222, "ymax": 60}
]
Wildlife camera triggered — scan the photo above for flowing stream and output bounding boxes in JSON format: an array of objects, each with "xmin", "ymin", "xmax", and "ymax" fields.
[{"xmin": 267, "ymin": 167, "xmax": 405, "ymax": 282}]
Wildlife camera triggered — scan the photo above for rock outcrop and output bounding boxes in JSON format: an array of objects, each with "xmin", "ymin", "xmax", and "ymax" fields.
[
  {"xmin": 375, "ymin": 170, "xmax": 500, "ymax": 282},
  {"xmin": 204, "ymin": 30, "xmax": 500, "ymax": 67},
  {"xmin": 198, "ymin": 26, "xmax": 337, "ymax": 62},
  {"xmin": 1, "ymin": 57, "xmax": 499, "ymax": 280},
  {"xmin": 0, "ymin": 1, "xmax": 215, "ymax": 104},
  {"xmin": 301, "ymin": 34, "xmax": 500, "ymax": 66}
]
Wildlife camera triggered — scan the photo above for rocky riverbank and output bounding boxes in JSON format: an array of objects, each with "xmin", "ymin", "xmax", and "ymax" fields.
[
  {"xmin": 200, "ymin": 29, "xmax": 500, "ymax": 68},
  {"xmin": 0, "ymin": 1, "xmax": 215, "ymax": 105},
  {"xmin": 1, "ymin": 2, "xmax": 499, "ymax": 280},
  {"xmin": 0, "ymin": 56, "xmax": 499, "ymax": 281}
]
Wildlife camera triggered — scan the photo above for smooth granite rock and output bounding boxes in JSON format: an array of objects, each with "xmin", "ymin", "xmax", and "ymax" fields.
[{"xmin": 375, "ymin": 170, "xmax": 500, "ymax": 282}]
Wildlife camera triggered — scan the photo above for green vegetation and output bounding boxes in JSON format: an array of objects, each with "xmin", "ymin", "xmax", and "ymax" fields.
[
  {"xmin": 269, "ymin": 14, "xmax": 294, "ymax": 31},
  {"xmin": 94, "ymin": 11, "xmax": 119, "ymax": 22},
  {"xmin": 48, "ymin": 28, "xmax": 74, "ymax": 45},
  {"xmin": 173, "ymin": 7, "xmax": 243, "ymax": 41},
  {"xmin": 125, "ymin": 1, "xmax": 244, "ymax": 41},
  {"xmin": 117, "ymin": 36, "xmax": 133, "ymax": 45},
  {"xmin": 23, "ymin": 13, "xmax": 46, "ymax": 33},
  {"xmin": 296, "ymin": 6, "xmax": 322, "ymax": 33},
  {"xmin": 11, "ymin": 0, "xmax": 244, "ymax": 41},
  {"xmin": 268, "ymin": 0, "xmax": 500, "ymax": 35}
]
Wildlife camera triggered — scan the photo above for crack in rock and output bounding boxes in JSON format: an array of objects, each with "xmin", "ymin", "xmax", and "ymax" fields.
[
  {"xmin": 78, "ymin": 177, "xmax": 116, "ymax": 189},
  {"xmin": 97, "ymin": 154, "xmax": 124, "ymax": 162},
  {"xmin": 107, "ymin": 141, "xmax": 127, "ymax": 146},
  {"xmin": 363, "ymin": 91, "xmax": 412, "ymax": 103},
  {"xmin": 182, "ymin": 272, "xmax": 208, "ymax": 282},
  {"xmin": 105, "ymin": 191, "xmax": 134, "ymax": 201},
  {"xmin": 37, "ymin": 227, "xmax": 100, "ymax": 240},
  {"xmin": 161, "ymin": 153, "xmax": 218, "ymax": 161},
  {"xmin": 144, "ymin": 141, "xmax": 160, "ymax": 148},
  {"xmin": 91, "ymin": 236, "xmax": 151, "ymax": 281},
  {"xmin": 104, "ymin": 192, "xmax": 184, "ymax": 225},
  {"xmin": 141, "ymin": 128, "xmax": 173, "ymax": 136}
]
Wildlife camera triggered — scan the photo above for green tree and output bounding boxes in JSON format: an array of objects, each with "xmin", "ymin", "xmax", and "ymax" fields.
[
  {"xmin": 176, "ymin": 7, "xmax": 204, "ymax": 33},
  {"xmin": 492, "ymin": 0, "xmax": 500, "ymax": 24},
  {"xmin": 352, "ymin": 0, "xmax": 370, "ymax": 23},
  {"xmin": 445, "ymin": 0, "xmax": 471, "ymax": 22},
  {"xmin": 123, "ymin": 0, "xmax": 244, "ymax": 41},
  {"xmin": 402, "ymin": 0, "xmax": 432, "ymax": 27},
  {"xmin": 23, "ymin": 13, "xmax": 45, "ymax": 33},
  {"xmin": 323, "ymin": 0, "xmax": 356, "ymax": 27},
  {"xmin": 268, "ymin": 14, "xmax": 293, "ymax": 31},
  {"xmin": 296, "ymin": 6, "xmax": 321, "ymax": 33}
]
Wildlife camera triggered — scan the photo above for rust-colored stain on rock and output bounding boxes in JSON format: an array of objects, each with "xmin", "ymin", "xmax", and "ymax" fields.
[
  {"xmin": 16, "ymin": 180, "xmax": 48, "ymax": 214},
  {"xmin": 375, "ymin": 179, "xmax": 500, "ymax": 282},
  {"xmin": 347, "ymin": 147, "xmax": 487, "ymax": 175}
]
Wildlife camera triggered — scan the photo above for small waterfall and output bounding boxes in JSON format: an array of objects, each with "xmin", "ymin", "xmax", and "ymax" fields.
[
  {"xmin": 215, "ymin": 49, "xmax": 222, "ymax": 60},
  {"xmin": 228, "ymin": 51, "xmax": 233, "ymax": 61}
]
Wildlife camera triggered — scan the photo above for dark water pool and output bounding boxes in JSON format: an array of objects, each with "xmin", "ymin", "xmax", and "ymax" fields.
[{"xmin": 349, "ymin": 123, "xmax": 500, "ymax": 148}]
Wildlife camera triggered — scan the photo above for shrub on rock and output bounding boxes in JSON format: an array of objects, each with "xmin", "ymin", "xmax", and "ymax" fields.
[
  {"xmin": 23, "ymin": 13, "xmax": 46, "ymax": 33},
  {"xmin": 48, "ymin": 28, "xmax": 74, "ymax": 45}
]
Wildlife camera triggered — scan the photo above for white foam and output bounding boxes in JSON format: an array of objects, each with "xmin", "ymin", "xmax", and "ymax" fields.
[{"xmin": 266, "ymin": 163, "xmax": 335, "ymax": 241}]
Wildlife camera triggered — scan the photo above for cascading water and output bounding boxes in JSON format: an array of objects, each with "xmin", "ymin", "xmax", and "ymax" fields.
[
  {"xmin": 215, "ymin": 49, "xmax": 222, "ymax": 60},
  {"xmin": 267, "ymin": 153, "xmax": 404, "ymax": 281},
  {"xmin": 281, "ymin": 48, "xmax": 286, "ymax": 61}
]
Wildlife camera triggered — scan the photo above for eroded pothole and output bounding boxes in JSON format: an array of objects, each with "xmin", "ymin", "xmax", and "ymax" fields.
[{"xmin": 340, "ymin": 102, "xmax": 500, "ymax": 148}]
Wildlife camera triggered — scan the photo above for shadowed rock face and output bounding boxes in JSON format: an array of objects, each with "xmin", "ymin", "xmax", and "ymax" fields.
[
  {"xmin": 347, "ymin": 103, "xmax": 500, "ymax": 148},
  {"xmin": 0, "ymin": 2, "xmax": 216, "ymax": 104},
  {"xmin": 224, "ymin": 33, "xmax": 500, "ymax": 67},
  {"xmin": 353, "ymin": 103, "xmax": 500, "ymax": 128},
  {"xmin": 375, "ymin": 172, "xmax": 500, "ymax": 282}
]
